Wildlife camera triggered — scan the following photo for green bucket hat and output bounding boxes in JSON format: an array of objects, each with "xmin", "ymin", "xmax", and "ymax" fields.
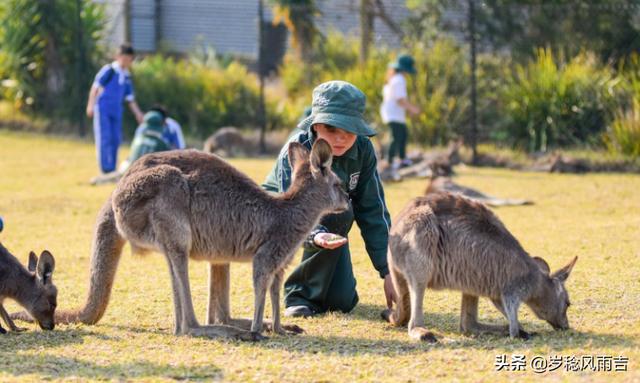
[
  {"xmin": 298, "ymin": 80, "xmax": 376, "ymax": 136},
  {"xmin": 390, "ymin": 54, "xmax": 416, "ymax": 74},
  {"xmin": 140, "ymin": 111, "xmax": 164, "ymax": 134}
]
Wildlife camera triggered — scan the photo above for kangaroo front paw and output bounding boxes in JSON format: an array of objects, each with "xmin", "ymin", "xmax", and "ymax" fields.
[
  {"xmin": 380, "ymin": 309, "xmax": 393, "ymax": 323},
  {"xmin": 264, "ymin": 322, "xmax": 304, "ymax": 335},
  {"xmin": 13, "ymin": 326, "xmax": 27, "ymax": 333},
  {"xmin": 0, "ymin": 327, "xmax": 6, "ymax": 334},
  {"xmin": 409, "ymin": 327, "xmax": 438, "ymax": 343},
  {"xmin": 284, "ymin": 324, "xmax": 304, "ymax": 334},
  {"xmin": 518, "ymin": 329, "xmax": 536, "ymax": 340},
  {"xmin": 275, "ymin": 324, "xmax": 305, "ymax": 335}
]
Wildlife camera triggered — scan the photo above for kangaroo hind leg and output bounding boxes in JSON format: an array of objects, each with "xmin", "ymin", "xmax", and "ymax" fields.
[
  {"xmin": 460, "ymin": 294, "xmax": 508, "ymax": 336},
  {"xmin": 407, "ymin": 277, "xmax": 437, "ymax": 342}
]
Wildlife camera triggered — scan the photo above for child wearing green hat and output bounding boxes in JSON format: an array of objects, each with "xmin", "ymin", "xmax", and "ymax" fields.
[
  {"xmin": 263, "ymin": 80, "xmax": 395, "ymax": 317},
  {"xmin": 380, "ymin": 54, "xmax": 421, "ymax": 169}
]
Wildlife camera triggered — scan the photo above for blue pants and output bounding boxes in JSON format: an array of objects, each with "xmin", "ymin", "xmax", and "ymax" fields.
[{"xmin": 93, "ymin": 104, "xmax": 123, "ymax": 173}]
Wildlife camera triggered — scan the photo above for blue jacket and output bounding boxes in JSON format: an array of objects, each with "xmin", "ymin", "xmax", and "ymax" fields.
[{"xmin": 93, "ymin": 61, "xmax": 135, "ymax": 114}]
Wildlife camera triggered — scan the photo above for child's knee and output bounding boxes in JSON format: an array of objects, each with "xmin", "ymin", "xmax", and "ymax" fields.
[{"xmin": 327, "ymin": 290, "xmax": 359, "ymax": 313}]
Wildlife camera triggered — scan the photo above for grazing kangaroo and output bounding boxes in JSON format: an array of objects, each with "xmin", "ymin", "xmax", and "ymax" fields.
[
  {"xmin": 203, "ymin": 127, "xmax": 250, "ymax": 158},
  {"xmin": 0, "ymin": 243, "xmax": 57, "ymax": 332},
  {"xmin": 425, "ymin": 174, "xmax": 533, "ymax": 207},
  {"xmin": 383, "ymin": 193, "xmax": 576, "ymax": 342},
  {"xmin": 17, "ymin": 139, "xmax": 347, "ymax": 341}
]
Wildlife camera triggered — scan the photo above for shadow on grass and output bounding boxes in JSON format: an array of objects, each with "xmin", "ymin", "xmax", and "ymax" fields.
[
  {"xmin": 0, "ymin": 327, "xmax": 117, "ymax": 352},
  {"xmin": 249, "ymin": 302, "xmax": 637, "ymax": 356},
  {"xmin": 256, "ymin": 327, "xmax": 636, "ymax": 357},
  {"xmin": 0, "ymin": 353, "xmax": 223, "ymax": 381}
]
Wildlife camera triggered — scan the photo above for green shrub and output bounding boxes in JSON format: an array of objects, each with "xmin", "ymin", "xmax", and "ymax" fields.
[
  {"xmin": 498, "ymin": 49, "xmax": 624, "ymax": 152},
  {"xmin": 0, "ymin": 0, "xmax": 105, "ymax": 123},
  {"xmin": 127, "ymin": 56, "xmax": 270, "ymax": 139},
  {"xmin": 606, "ymin": 98, "xmax": 640, "ymax": 158},
  {"xmin": 278, "ymin": 34, "xmax": 473, "ymax": 146},
  {"xmin": 407, "ymin": 39, "xmax": 469, "ymax": 146}
]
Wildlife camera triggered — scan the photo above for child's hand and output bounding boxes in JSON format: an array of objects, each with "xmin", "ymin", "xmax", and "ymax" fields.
[
  {"xmin": 313, "ymin": 232, "xmax": 347, "ymax": 249},
  {"xmin": 383, "ymin": 274, "xmax": 397, "ymax": 309}
]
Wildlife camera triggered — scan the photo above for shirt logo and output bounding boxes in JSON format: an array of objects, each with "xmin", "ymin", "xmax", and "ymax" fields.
[{"xmin": 348, "ymin": 172, "xmax": 360, "ymax": 191}]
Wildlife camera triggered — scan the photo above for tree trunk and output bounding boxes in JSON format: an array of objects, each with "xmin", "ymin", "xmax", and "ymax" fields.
[{"xmin": 360, "ymin": 0, "xmax": 374, "ymax": 64}]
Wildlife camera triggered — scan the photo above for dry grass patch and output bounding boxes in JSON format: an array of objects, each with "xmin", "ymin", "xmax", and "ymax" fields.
[{"xmin": 0, "ymin": 130, "xmax": 638, "ymax": 382}]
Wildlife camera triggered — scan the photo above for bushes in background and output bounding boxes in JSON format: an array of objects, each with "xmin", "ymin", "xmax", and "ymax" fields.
[
  {"xmin": 128, "ymin": 55, "xmax": 299, "ymax": 139},
  {"xmin": 279, "ymin": 33, "xmax": 471, "ymax": 146},
  {"xmin": 606, "ymin": 98, "xmax": 640, "ymax": 157},
  {"xmin": 497, "ymin": 49, "xmax": 625, "ymax": 152},
  {"xmin": 0, "ymin": 0, "xmax": 104, "ymax": 125}
]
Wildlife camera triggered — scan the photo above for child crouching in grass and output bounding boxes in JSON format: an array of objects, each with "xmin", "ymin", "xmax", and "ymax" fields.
[{"xmin": 263, "ymin": 80, "xmax": 396, "ymax": 318}]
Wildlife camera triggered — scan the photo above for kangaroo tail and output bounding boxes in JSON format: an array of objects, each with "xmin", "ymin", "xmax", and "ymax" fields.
[{"xmin": 55, "ymin": 196, "xmax": 126, "ymax": 325}]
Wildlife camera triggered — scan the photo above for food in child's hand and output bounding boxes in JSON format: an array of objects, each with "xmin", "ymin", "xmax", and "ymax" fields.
[{"xmin": 324, "ymin": 233, "xmax": 346, "ymax": 245}]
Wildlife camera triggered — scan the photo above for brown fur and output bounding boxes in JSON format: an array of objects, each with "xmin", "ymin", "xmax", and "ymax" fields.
[
  {"xmin": 0, "ymin": 243, "xmax": 57, "ymax": 332},
  {"xmin": 203, "ymin": 127, "xmax": 249, "ymax": 157},
  {"xmin": 384, "ymin": 193, "xmax": 577, "ymax": 341},
  {"xmin": 34, "ymin": 139, "xmax": 348, "ymax": 341}
]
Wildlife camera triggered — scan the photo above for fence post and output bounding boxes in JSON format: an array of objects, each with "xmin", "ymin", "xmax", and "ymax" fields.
[
  {"xmin": 468, "ymin": 0, "xmax": 478, "ymax": 164},
  {"xmin": 257, "ymin": 0, "xmax": 267, "ymax": 154},
  {"xmin": 76, "ymin": 0, "xmax": 86, "ymax": 137}
]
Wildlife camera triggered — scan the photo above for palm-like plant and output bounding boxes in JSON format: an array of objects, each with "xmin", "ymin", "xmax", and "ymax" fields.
[{"xmin": 271, "ymin": 0, "xmax": 319, "ymax": 64}]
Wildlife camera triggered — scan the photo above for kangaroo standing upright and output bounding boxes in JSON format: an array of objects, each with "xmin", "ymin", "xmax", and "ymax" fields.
[
  {"xmin": 0, "ymin": 243, "xmax": 57, "ymax": 333},
  {"xmin": 383, "ymin": 193, "xmax": 577, "ymax": 341},
  {"xmin": 25, "ymin": 139, "xmax": 347, "ymax": 340}
]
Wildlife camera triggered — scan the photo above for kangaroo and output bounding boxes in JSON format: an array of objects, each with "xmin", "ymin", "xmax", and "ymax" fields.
[
  {"xmin": 0, "ymin": 243, "xmax": 57, "ymax": 332},
  {"xmin": 203, "ymin": 127, "xmax": 250, "ymax": 158},
  {"xmin": 378, "ymin": 139, "xmax": 462, "ymax": 182},
  {"xmin": 382, "ymin": 192, "xmax": 576, "ymax": 342},
  {"xmin": 15, "ymin": 139, "xmax": 348, "ymax": 341},
  {"xmin": 425, "ymin": 174, "xmax": 533, "ymax": 207}
]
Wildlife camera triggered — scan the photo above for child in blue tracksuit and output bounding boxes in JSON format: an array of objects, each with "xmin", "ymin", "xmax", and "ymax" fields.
[{"xmin": 86, "ymin": 43, "xmax": 144, "ymax": 173}]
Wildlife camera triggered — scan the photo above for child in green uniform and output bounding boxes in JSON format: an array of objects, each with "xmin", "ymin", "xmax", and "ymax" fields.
[{"xmin": 263, "ymin": 80, "xmax": 395, "ymax": 317}]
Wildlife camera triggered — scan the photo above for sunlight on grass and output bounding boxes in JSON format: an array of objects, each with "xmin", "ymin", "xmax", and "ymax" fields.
[{"xmin": 0, "ymin": 130, "xmax": 638, "ymax": 382}]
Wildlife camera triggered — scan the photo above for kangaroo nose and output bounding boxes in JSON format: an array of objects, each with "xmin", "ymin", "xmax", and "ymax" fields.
[
  {"xmin": 552, "ymin": 322, "xmax": 569, "ymax": 331},
  {"xmin": 40, "ymin": 322, "xmax": 55, "ymax": 331}
]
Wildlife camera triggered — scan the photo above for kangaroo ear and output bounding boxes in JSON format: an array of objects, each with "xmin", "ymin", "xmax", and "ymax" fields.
[
  {"xmin": 552, "ymin": 256, "xmax": 577, "ymax": 282},
  {"xmin": 287, "ymin": 142, "xmax": 309, "ymax": 170},
  {"xmin": 37, "ymin": 250, "xmax": 55, "ymax": 284},
  {"xmin": 28, "ymin": 251, "xmax": 38, "ymax": 272},
  {"xmin": 532, "ymin": 256, "xmax": 550, "ymax": 275},
  {"xmin": 310, "ymin": 138, "xmax": 333, "ymax": 177}
]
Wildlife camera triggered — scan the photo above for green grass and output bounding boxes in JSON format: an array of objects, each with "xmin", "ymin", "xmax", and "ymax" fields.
[{"xmin": 0, "ymin": 129, "xmax": 638, "ymax": 382}]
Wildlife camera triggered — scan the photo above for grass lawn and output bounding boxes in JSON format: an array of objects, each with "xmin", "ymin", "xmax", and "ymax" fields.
[{"xmin": 0, "ymin": 129, "xmax": 638, "ymax": 382}]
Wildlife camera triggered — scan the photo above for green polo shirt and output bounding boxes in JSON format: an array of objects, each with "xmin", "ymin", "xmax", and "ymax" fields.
[{"xmin": 263, "ymin": 130, "xmax": 391, "ymax": 278}]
